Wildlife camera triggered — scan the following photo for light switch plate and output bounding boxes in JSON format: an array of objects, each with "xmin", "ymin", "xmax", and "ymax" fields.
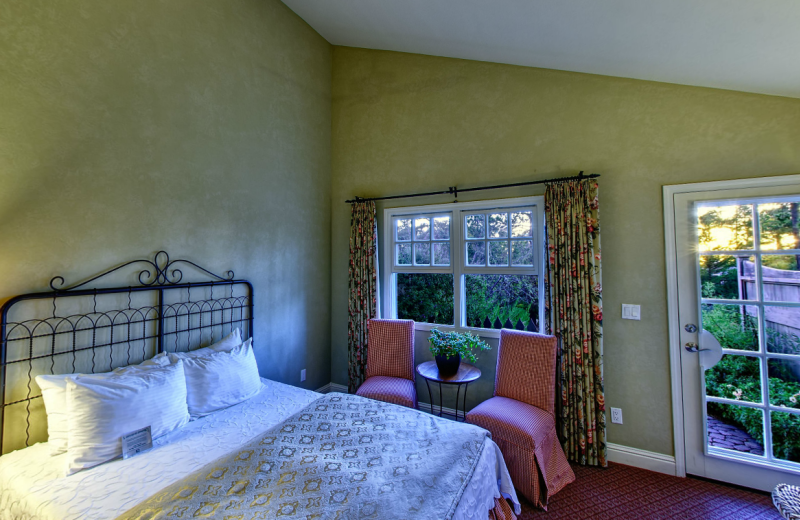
[
  {"xmin": 622, "ymin": 304, "xmax": 641, "ymax": 320},
  {"xmin": 300, "ymin": 369, "xmax": 306, "ymax": 382}
]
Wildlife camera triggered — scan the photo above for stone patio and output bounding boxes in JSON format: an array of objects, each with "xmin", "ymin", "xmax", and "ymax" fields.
[{"xmin": 707, "ymin": 415, "xmax": 764, "ymax": 456}]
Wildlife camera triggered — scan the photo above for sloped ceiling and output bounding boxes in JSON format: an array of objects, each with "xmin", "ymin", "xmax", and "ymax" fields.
[{"xmin": 282, "ymin": 0, "xmax": 800, "ymax": 98}]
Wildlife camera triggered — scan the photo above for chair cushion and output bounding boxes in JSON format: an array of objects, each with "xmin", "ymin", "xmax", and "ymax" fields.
[
  {"xmin": 467, "ymin": 396, "xmax": 574, "ymax": 509},
  {"xmin": 495, "ymin": 330, "xmax": 557, "ymax": 414},
  {"xmin": 467, "ymin": 396, "xmax": 554, "ymax": 451},
  {"xmin": 355, "ymin": 376, "xmax": 417, "ymax": 409},
  {"xmin": 366, "ymin": 319, "xmax": 415, "ymax": 380}
]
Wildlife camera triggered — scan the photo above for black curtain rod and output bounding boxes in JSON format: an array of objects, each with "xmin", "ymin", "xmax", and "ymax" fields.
[{"xmin": 345, "ymin": 171, "xmax": 600, "ymax": 204}]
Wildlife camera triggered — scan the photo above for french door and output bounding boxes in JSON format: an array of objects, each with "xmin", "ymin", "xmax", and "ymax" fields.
[{"xmin": 669, "ymin": 176, "xmax": 800, "ymax": 491}]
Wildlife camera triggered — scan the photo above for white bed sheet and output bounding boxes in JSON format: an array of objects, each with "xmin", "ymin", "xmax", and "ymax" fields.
[{"xmin": 0, "ymin": 379, "xmax": 520, "ymax": 519}]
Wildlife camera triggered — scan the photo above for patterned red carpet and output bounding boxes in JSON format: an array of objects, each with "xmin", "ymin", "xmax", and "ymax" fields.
[{"xmin": 516, "ymin": 462, "xmax": 781, "ymax": 519}]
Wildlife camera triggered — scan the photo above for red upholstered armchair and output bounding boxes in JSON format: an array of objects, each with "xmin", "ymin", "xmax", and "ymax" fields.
[
  {"xmin": 355, "ymin": 319, "xmax": 417, "ymax": 409},
  {"xmin": 466, "ymin": 329, "xmax": 575, "ymax": 509}
]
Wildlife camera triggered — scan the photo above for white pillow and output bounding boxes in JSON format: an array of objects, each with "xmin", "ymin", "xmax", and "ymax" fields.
[
  {"xmin": 140, "ymin": 328, "xmax": 242, "ymax": 366},
  {"xmin": 173, "ymin": 338, "xmax": 261, "ymax": 418},
  {"xmin": 66, "ymin": 361, "xmax": 190, "ymax": 475},
  {"xmin": 36, "ymin": 365, "xmax": 146, "ymax": 456},
  {"xmin": 36, "ymin": 373, "xmax": 80, "ymax": 456}
]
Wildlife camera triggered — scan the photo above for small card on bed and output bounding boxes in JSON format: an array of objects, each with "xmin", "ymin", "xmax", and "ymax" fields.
[{"xmin": 121, "ymin": 426, "xmax": 153, "ymax": 459}]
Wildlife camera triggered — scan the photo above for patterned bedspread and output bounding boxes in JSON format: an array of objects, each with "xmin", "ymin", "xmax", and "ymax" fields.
[{"xmin": 117, "ymin": 393, "xmax": 490, "ymax": 520}]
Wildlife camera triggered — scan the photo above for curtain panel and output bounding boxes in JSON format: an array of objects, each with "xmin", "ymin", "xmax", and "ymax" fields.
[
  {"xmin": 348, "ymin": 201, "xmax": 379, "ymax": 393},
  {"xmin": 545, "ymin": 179, "xmax": 607, "ymax": 467}
]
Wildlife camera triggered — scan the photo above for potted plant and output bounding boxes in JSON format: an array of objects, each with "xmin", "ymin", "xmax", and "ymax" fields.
[{"xmin": 428, "ymin": 329, "xmax": 491, "ymax": 377}]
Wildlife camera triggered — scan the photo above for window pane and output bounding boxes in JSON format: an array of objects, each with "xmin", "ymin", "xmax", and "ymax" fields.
[
  {"xmin": 511, "ymin": 212, "xmax": 532, "ymax": 237},
  {"xmin": 466, "ymin": 242, "xmax": 485, "ymax": 266},
  {"xmin": 465, "ymin": 274, "xmax": 538, "ymax": 331},
  {"xmin": 772, "ymin": 411, "xmax": 800, "ymax": 463},
  {"xmin": 697, "ymin": 204, "xmax": 754, "ymax": 251},
  {"xmin": 488, "ymin": 213, "xmax": 508, "ymax": 238},
  {"xmin": 768, "ymin": 358, "xmax": 800, "ymax": 408},
  {"xmin": 699, "ymin": 255, "xmax": 755, "ymax": 300},
  {"xmin": 396, "ymin": 244, "xmax": 412, "ymax": 265},
  {"xmin": 433, "ymin": 243, "xmax": 450, "ymax": 266},
  {"xmin": 511, "ymin": 240, "xmax": 534, "ymax": 266},
  {"xmin": 415, "ymin": 218, "xmax": 430, "ymax": 241},
  {"xmin": 705, "ymin": 354, "xmax": 761, "ymax": 403},
  {"xmin": 488, "ymin": 241, "xmax": 509, "ymax": 266},
  {"xmin": 762, "ymin": 255, "xmax": 800, "ymax": 303},
  {"xmin": 396, "ymin": 273, "xmax": 454, "ymax": 325},
  {"xmin": 766, "ymin": 308, "xmax": 800, "ymax": 355},
  {"xmin": 707, "ymin": 402, "xmax": 764, "ymax": 456},
  {"xmin": 414, "ymin": 243, "xmax": 431, "ymax": 265},
  {"xmin": 396, "ymin": 219, "xmax": 412, "ymax": 242},
  {"xmin": 701, "ymin": 303, "xmax": 759, "ymax": 351},
  {"xmin": 433, "ymin": 216, "xmax": 450, "ymax": 240},
  {"xmin": 759, "ymin": 202, "xmax": 800, "ymax": 250},
  {"xmin": 466, "ymin": 214, "xmax": 485, "ymax": 239}
]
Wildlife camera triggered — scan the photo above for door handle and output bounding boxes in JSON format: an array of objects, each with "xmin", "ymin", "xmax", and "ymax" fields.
[{"xmin": 684, "ymin": 342, "xmax": 711, "ymax": 353}]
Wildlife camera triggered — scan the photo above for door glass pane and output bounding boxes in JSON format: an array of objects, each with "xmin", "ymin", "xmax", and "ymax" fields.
[
  {"xmin": 465, "ymin": 215, "xmax": 485, "ymax": 239},
  {"xmin": 707, "ymin": 402, "xmax": 764, "ymax": 456},
  {"xmin": 396, "ymin": 244, "xmax": 412, "ymax": 265},
  {"xmin": 511, "ymin": 240, "xmax": 534, "ymax": 266},
  {"xmin": 762, "ymin": 255, "xmax": 800, "ymax": 303},
  {"xmin": 511, "ymin": 212, "xmax": 533, "ymax": 237},
  {"xmin": 396, "ymin": 273, "xmax": 454, "ymax": 325},
  {"xmin": 758, "ymin": 202, "xmax": 800, "ymax": 250},
  {"xmin": 488, "ymin": 241, "xmax": 509, "ymax": 266},
  {"xmin": 697, "ymin": 204, "xmax": 754, "ymax": 251},
  {"xmin": 466, "ymin": 242, "xmax": 485, "ymax": 266},
  {"xmin": 432, "ymin": 243, "xmax": 450, "ymax": 266},
  {"xmin": 414, "ymin": 218, "xmax": 430, "ymax": 241},
  {"xmin": 771, "ymin": 411, "xmax": 800, "ymax": 463},
  {"xmin": 414, "ymin": 243, "xmax": 430, "ymax": 265},
  {"xmin": 396, "ymin": 219, "xmax": 412, "ymax": 241},
  {"xmin": 705, "ymin": 354, "xmax": 762, "ymax": 403},
  {"xmin": 432, "ymin": 216, "xmax": 450, "ymax": 240},
  {"xmin": 701, "ymin": 303, "xmax": 759, "ymax": 351},
  {"xmin": 699, "ymin": 255, "xmax": 755, "ymax": 300},
  {"xmin": 768, "ymin": 358, "xmax": 800, "ymax": 408},
  {"xmin": 767, "ymin": 316, "xmax": 800, "ymax": 355},
  {"xmin": 488, "ymin": 213, "xmax": 508, "ymax": 238},
  {"xmin": 465, "ymin": 274, "xmax": 539, "ymax": 331}
]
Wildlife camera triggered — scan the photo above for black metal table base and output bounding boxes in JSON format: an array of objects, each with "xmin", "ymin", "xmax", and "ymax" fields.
[{"xmin": 423, "ymin": 378, "xmax": 470, "ymax": 422}]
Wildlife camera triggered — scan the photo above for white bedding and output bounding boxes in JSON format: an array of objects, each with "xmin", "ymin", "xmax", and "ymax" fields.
[{"xmin": 0, "ymin": 379, "xmax": 520, "ymax": 519}]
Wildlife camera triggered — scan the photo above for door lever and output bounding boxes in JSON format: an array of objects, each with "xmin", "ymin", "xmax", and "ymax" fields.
[{"xmin": 684, "ymin": 343, "xmax": 711, "ymax": 353}]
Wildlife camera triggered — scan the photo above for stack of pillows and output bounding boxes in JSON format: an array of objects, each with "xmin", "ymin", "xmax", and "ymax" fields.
[{"xmin": 35, "ymin": 329, "xmax": 261, "ymax": 476}]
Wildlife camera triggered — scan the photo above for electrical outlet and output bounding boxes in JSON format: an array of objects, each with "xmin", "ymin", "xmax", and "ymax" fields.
[
  {"xmin": 611, "ymin": 407, "xmax": 623, "ymax": 424},
  {"xmin": 300, "ymin": 369, "xmax": 306, "ymax": 382}
]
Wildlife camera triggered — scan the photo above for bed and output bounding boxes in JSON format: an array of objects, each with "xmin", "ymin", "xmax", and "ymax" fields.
[{"xmin": 0, "ymin": 252, "xmax": 520, "ymax": 519}]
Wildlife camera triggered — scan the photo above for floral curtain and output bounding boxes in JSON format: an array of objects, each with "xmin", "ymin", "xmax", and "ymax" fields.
[
  {"xmin": 544, "ymin": 179, "xmax": 606, "ymax": 467},
  {"xmin": 348, "ymin": 201, "xmax": 379, "ymax": 393}
]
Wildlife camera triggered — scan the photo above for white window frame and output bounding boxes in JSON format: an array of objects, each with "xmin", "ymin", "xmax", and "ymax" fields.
[{"xmin": 383, "ymin": 196, "xmax": 545, "ymax": 339}]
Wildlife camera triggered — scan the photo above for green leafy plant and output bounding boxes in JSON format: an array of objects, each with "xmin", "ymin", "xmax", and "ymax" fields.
[{"xmin": 427, "ymin": 328, "xmax": 491, "ymax": 363}]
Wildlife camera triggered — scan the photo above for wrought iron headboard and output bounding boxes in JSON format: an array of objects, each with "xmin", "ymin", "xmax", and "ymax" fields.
[{"xmin": 0, "ymin": 251, "xmax": 253, "ymax": 454}]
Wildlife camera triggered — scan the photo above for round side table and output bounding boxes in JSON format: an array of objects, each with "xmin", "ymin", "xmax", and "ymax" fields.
[{"xmin": 416, "ymin": 361, "xmax": 481, "ymax": 422}]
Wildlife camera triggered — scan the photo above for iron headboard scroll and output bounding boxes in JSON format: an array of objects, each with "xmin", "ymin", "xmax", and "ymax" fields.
[
  {"xmin": 0, "ymin": 252, "xmax": 253, "ymax": 455},
  {"xmin": 49, "ymin": 250, "xmax": 236, "ymax": 291}
]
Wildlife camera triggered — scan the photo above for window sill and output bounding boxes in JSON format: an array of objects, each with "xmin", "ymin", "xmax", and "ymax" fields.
[{"xmin": 412, "ymin": 322, "xmax": 502, "ymax": 339}]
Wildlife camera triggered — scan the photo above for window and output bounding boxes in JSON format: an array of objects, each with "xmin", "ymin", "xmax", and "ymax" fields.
[{"xmin": 384, "ymin": 197, "xmax": 544, "ymax": 336}]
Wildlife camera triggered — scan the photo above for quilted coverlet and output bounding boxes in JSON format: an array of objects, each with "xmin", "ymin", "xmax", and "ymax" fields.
[{"xmin": 117, "ymin": 393, "xmax": 490, "ymax": 520}]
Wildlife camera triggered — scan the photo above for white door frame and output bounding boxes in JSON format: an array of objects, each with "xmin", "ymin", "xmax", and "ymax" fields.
[{"xmin": 664, "ymin": 173, "xmax": 800, "ymax": 479}]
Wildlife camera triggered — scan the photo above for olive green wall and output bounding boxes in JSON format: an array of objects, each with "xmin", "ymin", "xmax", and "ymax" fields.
[
  {"xmin": 330, "ymin": 47, "xmax": 800, "ymax": 455},
  {"xmin": 0, "ymin": 1, "xmax": 332, "ymax": 390}
]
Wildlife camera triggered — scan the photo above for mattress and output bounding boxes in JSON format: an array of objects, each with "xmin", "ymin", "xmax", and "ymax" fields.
[{"xmin": 0, "ymin": 378, "xmax": 520, "ymax": 519}]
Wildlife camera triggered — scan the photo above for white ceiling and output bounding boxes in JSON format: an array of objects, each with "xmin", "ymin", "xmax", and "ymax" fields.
[{"xmin": 282, "ymin": 0, "xmax": 800, "ymax": 99}]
